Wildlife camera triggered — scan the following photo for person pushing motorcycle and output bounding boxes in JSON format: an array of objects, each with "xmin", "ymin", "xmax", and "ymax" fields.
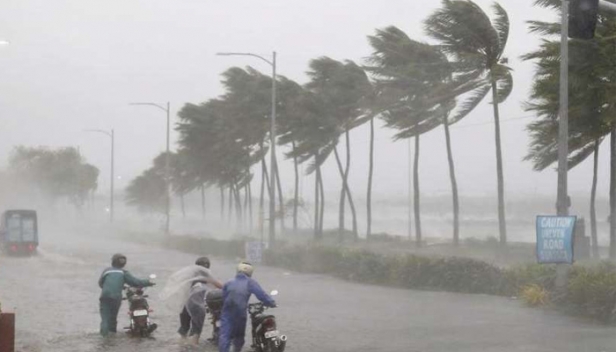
[
  {"xmin": 219, "ymin": 261, "xmax": 276, "ymax": 352},
  {"xmin": 98, "ymin": 253, "xmax": 154, "ymax": 336},
  {"xmin": 178, "ymin": 256, "xmax": 224, "ymax": 344}
]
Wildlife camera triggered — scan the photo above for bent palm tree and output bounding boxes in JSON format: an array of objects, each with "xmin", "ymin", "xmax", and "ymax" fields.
[
  {"xmin": 367, "ymin": 26, "xmax": 478, "ymax": 245},
  {"xmin": 426, "ymin": 0, "xmax": 513, "ymax": 245}
]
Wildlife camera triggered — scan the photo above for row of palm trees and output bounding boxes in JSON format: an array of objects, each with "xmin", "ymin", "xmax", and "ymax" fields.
[
  {"xmin": 126, "ymin": 0, "xmax": 616, "ymax": 258},
  {"xmin": 126, "ymin": 0, "xmax": 515, "ymax": 247}
]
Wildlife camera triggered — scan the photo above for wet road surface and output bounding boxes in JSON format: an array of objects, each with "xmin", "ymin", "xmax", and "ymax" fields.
[{"xmin": 1, "ymin": 226, "xmax": 615, "ymax": 352}]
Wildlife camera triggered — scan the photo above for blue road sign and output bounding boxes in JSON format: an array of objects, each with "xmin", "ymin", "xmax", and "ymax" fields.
[{"xmin": 536, "ymin": 216, "xmax": 576, "ymax": 264}]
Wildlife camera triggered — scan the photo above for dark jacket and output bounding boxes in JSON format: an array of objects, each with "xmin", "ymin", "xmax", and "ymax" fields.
[{"xmin": 98, "ymin": 266, "xmax": 151, "ymax": 300}]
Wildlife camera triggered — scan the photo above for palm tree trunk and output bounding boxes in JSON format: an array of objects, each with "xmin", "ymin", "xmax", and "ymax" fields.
[
  {"xmin": 408, "ymin": 138, "xmax": 412, "ymax": 240},
  {"xmin": 260, "ymin": 158, "xmax": 272, "ymax": 238},
  {"xmin": 228, "ymin": 184, "xmax": 234, "ymax": 226},
  {"xmin": 491, "ymin": 81, "xmax": 508, "ymax": 246},
  {"xmin": 314, "ymin": 155, "xmax": 320, "ymax": 239},
  {"xmin": 274, "ymin": 160, "xmax": 286, "ymax": 233},
  {"xmin": 443, "ymin": 116, "xmax": 460, "ymax": 246},
  {"xmin": 248, "ymin": 182, "xmax": 254, "ymax": 234},
  {"xmin": 201, "ymin": 184, "xmax": 206, "ymax": 220},
  {"xmin": 234, "ymin": 184, "xmax": 242, "ymax": 232},
  {"xmin": 610, "ymin": 129, "xmax": 616, "ymax": 259},
  {"xmin": 334, "ymin": 147, "xmax": 347, "ymax": 237},
  {"xmin": 180, "ymin": 193, "xmax": 186, "ymax": 219},
  {"xmin": 293, "ymin": 141, "xmax": 299, "ymax": 233},
  {"xmin": 244, "ymin": 184, "xmax": 249, "ymax": 233},
  {"xmin": 590, "ymin": 140, "xmax": 600, "ymax": 259},
  {"xmin": 317, "ymin": 163, "xmax": 325, "ymax": 236},
  {"xmin": 345, "ymin": 130, "xmax": 358, "ymax": 238},
  {"xmin": 333, "ymin": 144, "xmax": 358, "ymax": 240},
  {"xmin": 220, "ymin": 185, "xmax": 225, "ymax": 221},
  {"xmin": 413, "ymin": 134, "xmax": 422, "ymax": 246},
  {"xmin": 367, "ymin": 117, "xmax": 375, "ymax": 239}
]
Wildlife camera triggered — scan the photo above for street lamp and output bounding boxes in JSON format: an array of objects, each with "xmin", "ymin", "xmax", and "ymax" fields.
[
  {"xmin": 129, "ymin": 102, "xmax": 171, "ymax": 235},
  {"xmin": 84, "ymin": 129, "xmax": 115, "ymax": 223},
  {"xmin": 216, "ymin": 51, "xmax": 277, "ymax": 245}
]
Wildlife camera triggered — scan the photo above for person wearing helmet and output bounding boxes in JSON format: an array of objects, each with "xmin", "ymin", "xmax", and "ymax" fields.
[
  {"xmin": 178, "ymin": 256, "xmax": 224, "ymax": 344},
  {"xmin": 98, "ymin": 253, "xmax": 154, "ymax": 336},
  {"xmin": 218, "ymin": 261, "xmax": 276, "ymax": 352}
]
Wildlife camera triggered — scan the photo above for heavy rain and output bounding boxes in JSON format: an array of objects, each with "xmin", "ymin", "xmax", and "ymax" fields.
[{"xmin": 0, "ymin": 1, "xmax": 615, "ymax": 352}]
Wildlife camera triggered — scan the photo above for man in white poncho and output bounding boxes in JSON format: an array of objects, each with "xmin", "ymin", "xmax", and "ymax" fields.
[{"xmin": 160, "ymin": 257, "xmax": 223, "ymax": 344}]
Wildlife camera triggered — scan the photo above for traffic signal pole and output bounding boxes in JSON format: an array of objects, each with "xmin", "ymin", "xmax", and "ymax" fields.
[
  {"xmin": 600, "ymin": 0, "xmax": 616, "ymax": 13},
  {"xmin": 557, "ymin": 0, "xmax": 569, "ymax": 218}
]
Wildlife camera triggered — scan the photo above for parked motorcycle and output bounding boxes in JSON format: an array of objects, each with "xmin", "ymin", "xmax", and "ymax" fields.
[
  {"xmin": 123, "ymin": 274, "xmax": 158, "ymax": 337},
  {"xmin": 248, "ymin": 290, "xmax": 287, "ymax": 352},
  {"xmin": 205, "ymin": 288, "xmax": 223, "ymax": 344}
]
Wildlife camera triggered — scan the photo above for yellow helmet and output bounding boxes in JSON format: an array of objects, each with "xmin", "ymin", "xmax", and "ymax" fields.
[{"xmin": 237, "ymin": 261, "xmax": 254, "ymax": 277}]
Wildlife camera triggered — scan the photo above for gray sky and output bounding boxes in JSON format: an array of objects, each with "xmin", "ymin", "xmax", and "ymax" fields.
[{"xmin": 0, "ymin": 0, "xmax": 607, "ymax": 203}]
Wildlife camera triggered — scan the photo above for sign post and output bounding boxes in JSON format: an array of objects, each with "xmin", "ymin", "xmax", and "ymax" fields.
[
  {"xmin": 536, "ymin": 216, "xmax": 576, "ymax": 264},
  {"xmin": 245, "ymin": 241, "xmax": 264, "ymax": 264}
]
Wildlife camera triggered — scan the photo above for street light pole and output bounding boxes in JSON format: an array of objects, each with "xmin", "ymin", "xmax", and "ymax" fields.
[
  {"xmin": 270, "ymin": 52, "xmax": 277, "ymax": 246},
  {"xmin": 84, "ymin": 129, "xmax": 114, "ymax": 223},
  {"xmin": 216, "ymin": 51, "xmax": 278, "ymax": 245},
  {"xmin": 129, "ymin": 102, "xmax": 171, "ymax": 235},
  {"xmin": 111, "ymin": 129, "xmax": 115, "ymax": 223}
]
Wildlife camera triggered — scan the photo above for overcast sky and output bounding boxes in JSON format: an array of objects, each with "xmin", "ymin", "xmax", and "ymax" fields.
[{"xmin": 0, "ymin": 0, "xmax": 606, "ymax": 204}]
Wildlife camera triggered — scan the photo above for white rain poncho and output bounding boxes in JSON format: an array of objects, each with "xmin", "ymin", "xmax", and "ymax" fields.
[{"xmin": 159, "ymin": 265, "xmax": 215, "ymax": 312}]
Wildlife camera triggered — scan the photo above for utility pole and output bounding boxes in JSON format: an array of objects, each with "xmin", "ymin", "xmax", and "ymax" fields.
[
  {"xmin": 557, "ymin": 0, "xmax": 570, "ymax": 218},
  {"xmin": 129, "ymin": 102, "xmax": 172, "ymax": 235},
  {"xmin": 84, "ymin": 129, "xmax": 115, "ymax": 223}
]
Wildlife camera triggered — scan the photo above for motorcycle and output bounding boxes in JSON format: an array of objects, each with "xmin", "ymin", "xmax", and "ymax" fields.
[
  {"xmin": 123, "ymin": 274, "xmax": 158, "ymax": 337},
  {"xmin": 248, "ymin": 290, "xmax": 287, "ymax": 352},
  {"xmin": 205, "ymin": 288, "xmax": 223, "ymax": 344}
]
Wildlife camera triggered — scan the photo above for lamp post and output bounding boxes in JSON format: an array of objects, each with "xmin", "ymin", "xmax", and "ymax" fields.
[
  {"xmin": 129, "ymin": 102, "xmax": 171, "ymax": 235},
  {"xmin": 216, "ymin": 51, "xmax": 277, "ymax": 245},
  {"xmin": 84, "ymin": 129, "xmax": 114, "ymax": 223}
]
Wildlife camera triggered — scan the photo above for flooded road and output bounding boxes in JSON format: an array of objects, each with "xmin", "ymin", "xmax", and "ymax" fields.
[{"xmin": 1, "ymin": 226, "xmax": 615, "ymax": 352}]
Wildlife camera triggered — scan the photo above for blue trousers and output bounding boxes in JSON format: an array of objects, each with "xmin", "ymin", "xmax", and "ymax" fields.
[{"xmin": 218, "ymin": 313, "xmax": 247, "ymax": 352}]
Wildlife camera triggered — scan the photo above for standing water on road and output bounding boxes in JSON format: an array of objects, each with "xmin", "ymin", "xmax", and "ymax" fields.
[{"xmin": 1, "ymin": 228, "xmax": 615, "ymax": 352}]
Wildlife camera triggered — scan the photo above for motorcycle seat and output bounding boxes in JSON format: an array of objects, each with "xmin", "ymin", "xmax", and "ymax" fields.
[{"xmin": 253, "ymin": 313, "xmax": 275, "ymax": 324}]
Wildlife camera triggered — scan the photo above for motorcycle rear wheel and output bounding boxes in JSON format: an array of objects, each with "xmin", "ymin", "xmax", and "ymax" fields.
[{"xmin": 263, "ymin": 339, "xmax": 278, "ymax": 352}]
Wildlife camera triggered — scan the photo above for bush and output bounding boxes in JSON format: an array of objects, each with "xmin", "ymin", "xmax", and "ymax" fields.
[
  {"xmin": 266, "ymin": 245, "xmax": 507, "ymax": 294},
  {"xmin": 565, "ymin": 262, "xmax": 616, "ymax": 323},
  {"xmin": 520, "ymin": 284, "xmax": 550, "ymax": 306},
  {"xmin": 504, "ymin": 264, "xmax": 557, "ymax": 295},
  {"xmin": 152, "ymin": 234, "xmax": 616, "ymax": 324},
  {"xmin": 163, "ymin": 235, "xmax": 246, "ymax": 259}
]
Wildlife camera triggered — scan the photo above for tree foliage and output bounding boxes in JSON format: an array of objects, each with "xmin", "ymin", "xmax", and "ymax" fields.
[{"xmin": 8, "ymin": 146, "xmax": 99, "ymax": 207}]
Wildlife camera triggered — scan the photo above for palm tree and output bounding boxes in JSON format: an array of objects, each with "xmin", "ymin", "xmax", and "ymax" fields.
[
  {"xmin": 524, "ymin": 2, "xmax": 616, "ymax": 258},
  {"xmin": 303, "ymin": 57, "xmax": 372, "ymax": 240},
  {"xmin": 280, "ymin": 85, "xmax": 339, "ymax": 239},
  {"xmin": 425, "ymin": 0, "xmax": 513, "ymax": 245},
  {"xmin": 366, "ymin": 26, "xmax": 479, "ymax": 246},
  {"xmin": 276, "ymin": 75, "xmax": 309, "ymax": 234},
  {"xmin": 126, "ymin": 168, "xmax": 166, "ymax": 214}
]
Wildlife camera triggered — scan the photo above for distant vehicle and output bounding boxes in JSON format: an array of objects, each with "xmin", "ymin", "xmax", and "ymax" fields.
[{"xmin": 0, "ymin": 210, "xmax": 38, "ymax": 255}]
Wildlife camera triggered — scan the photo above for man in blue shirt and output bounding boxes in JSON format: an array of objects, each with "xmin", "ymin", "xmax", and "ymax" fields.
[{"xmin": 219, "ymin": 262, "xmax": 276, "ymax": 352}]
